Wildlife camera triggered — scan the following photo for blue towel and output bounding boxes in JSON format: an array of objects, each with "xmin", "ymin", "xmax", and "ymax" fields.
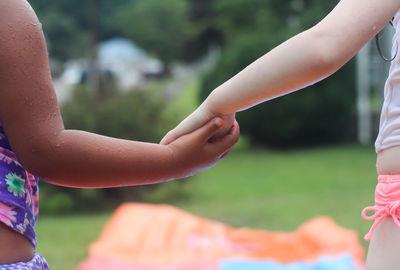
[{"xmin": 219, "ymin": 255, "xmax": 359, "ymax": 270}]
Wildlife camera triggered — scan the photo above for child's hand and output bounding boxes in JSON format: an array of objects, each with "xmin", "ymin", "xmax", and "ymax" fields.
[
  {"xmin": 160, "ymin": 104, "xmax": 235, "ymax": 145},
  {"xmin": 167, "ymin": 117, "xmax": 239, "ymax": 179}
]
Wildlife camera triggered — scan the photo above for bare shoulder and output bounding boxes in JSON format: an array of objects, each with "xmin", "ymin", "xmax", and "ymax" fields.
[
  {"xmin": 0, "ymin": 0, "xmax": 63, "ymax": 170},
  {"xmin": 0, "ymin": 0, "xmax": 40, "ymax": 33},
  {"xmin": 0, "ymin": 0, "xmax": 39, "ymax": 18},
  {"xmin": 0, "ymin": 0, "xmax": 51, "ymax": 122},
  {"xmin": 0, "ymin": 0, "xmax": 44, "ymax": 61}
]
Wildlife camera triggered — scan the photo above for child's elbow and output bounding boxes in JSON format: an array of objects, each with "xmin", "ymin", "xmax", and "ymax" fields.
[
  {"xmin": 308, "ymin": 28, "xmax": 347, "ymax": 76},
  {"xmin": 15, "ymin": 144, "xmax": 58, "ymax": 181}
]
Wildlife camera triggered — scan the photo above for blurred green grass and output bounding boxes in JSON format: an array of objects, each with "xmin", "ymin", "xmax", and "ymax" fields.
[
  {"xmin": 174, "ymin": 145, "xmax": 377, "ymax": 233},
  {"xmin": 36, "ymin": 214, "xmax": 110, "ymax": 270},
  {"xmin": 36, "ymin": 145, "xmax": 377, "ymax": 270}
]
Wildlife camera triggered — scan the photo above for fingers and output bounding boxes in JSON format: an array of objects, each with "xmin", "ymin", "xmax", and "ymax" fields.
[
  {"xmin": 160, "ymin": 118, "xmax": 194, "ymax": 145},
  {"xmin": 160, "ymin": 131, "xmax": 175, "ymax": 145},
  {"xmin": 189, "ymin": 117, "xmax": 224, "ymax": 143},
  {"xmin": 161, "ymin": 108, "xmax": 216, "ymax": 145},
  {"xmin": 209, "ymin": 120, "xmax": 240, "ymax": 152},
  {"xmin": 160, "ymin": 116, "xmax": 203, "ymax": 145}
]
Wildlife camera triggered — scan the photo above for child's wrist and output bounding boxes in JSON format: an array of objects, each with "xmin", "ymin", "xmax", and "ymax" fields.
[
  {"xmin": 198, "ymin": 101, "xmax": 216, "ymax": 119},
  {"xmin": 163, "ymin": 144, "xmax": 187, "ymax": 181},
  {"xmin": 203, "ymin": 93, "xmax": 234, "ymax": 117}
]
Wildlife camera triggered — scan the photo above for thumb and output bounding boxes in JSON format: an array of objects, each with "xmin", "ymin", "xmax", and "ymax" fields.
[
  {"xmin": 160, "ymin": 131, "xmax": 176, "ymax": 145},
  {"xmin": 191, "ymin": 117, "xmax": 223, "ymax": 143},
  {"xmin": 208, "ymin": 120, "xmax": 240, "ymax": 153}
]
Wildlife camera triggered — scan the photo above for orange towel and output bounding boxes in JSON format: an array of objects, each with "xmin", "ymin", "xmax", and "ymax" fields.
[{"xmin": 84, "ymin": 203, "xmax": 364, "ymax": 267}]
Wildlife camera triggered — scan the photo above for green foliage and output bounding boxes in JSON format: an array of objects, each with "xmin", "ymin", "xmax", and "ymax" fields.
[
  {"xmin": 214, "ymin": 0, "xmax": 282, "ymax": 39},
  {"xmin": 236, "ymin": 61, "xmax": 356, "ymax": 147},
  {"xmin": 28, "ymin": 0, "xmax": 221, "ymax": 62},
  {"xmin": 29, "ymin": 0, "xmax": 136, "ymax": 60},
  {"xmin": 29, "ymin": 0, "xmax": 90, "ymax": 60},
  {"xmin": 39, "ymin": 177, "xmax": 108, "ymax": 214},
  {"xmin": 28, "ymin": 0, "xmax": 339, "ymax": 65},
  {"xmin": 39, "ymin": 188, "xmax": 75, "ymax": 214},
  {"xmin": 200, "ymin": 0, "xmax": 356, "ymax": 147},
  {"xmin": 182, "ymin": 0, "xmax": 223, "ymax": 61},
  {"xmin": 115, "ymin": 0, "xmax": 195, "ymax": 64},
  {"xmin": 201, "ymin": 33, "xmax": 286, "ymax": 97},
  {"xmin": 62, "ymin": 85, "xmax": 170, "ymax": 142},
  {"xmin": 39, "ymin": 13, "xmax": 88, "ymax": 61}
]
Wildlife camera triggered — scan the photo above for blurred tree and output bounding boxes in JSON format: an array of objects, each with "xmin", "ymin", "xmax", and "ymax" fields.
[
  {"xmin": 39, "ymin": 12, "xmax": 88, "ymax": 61},
  {"xmin": 29, "ymin": 0, "xmax": 89, "ymax": 60},
  {"xmin": 29, "ymin": 0, "xmax": 135, "ymax": 61},
  {"xmin": 99, "ymin": 0, "xmax": 135, "ymax": 39},
  {"xmin": 115, "ymin": 0, "xmax": 194, "ymax": 66},
  {"xmin": 30, "ymin": 0, "xmax": 221, "ymax": 62},
  {"xmin": 183, "ymin": 0, "xmax": 222, "ymax": 61},
  {"xmin": 214, "ymin": 0, "xmax": 281, "ymax": 40},
  {"xmin": 62, "ymin": 84, "xmax": 170, "ymax": 142}
]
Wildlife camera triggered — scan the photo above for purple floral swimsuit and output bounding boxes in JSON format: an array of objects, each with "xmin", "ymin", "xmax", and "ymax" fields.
[{"xmin": 0, "ymin": 125, "xmax": 49, "ymax": 269}]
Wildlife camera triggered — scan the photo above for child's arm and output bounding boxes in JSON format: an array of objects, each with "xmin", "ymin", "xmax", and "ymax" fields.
[
  {"xmin": 0, "ymin": 0, "xmax": 239, "ymax": 188},
  {"xmin": 161, "ymin": 0, "xmax": 400, "ymax": 145}
]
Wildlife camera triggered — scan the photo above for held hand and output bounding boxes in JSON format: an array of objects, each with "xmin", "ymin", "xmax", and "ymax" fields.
[
  {"xmin": 167, "ymin": 117, "xmax": 239, "ymax": 179},
  {"xmin": 160, "ymin": 104, "xmax": 235, "ymax": 145},
  {"xmin": 209, "ymin": 113, "xmax": 235, "ymax": 142}
]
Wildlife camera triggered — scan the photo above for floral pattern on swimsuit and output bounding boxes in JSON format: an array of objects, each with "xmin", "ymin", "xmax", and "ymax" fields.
[{"xmin": 0, "ymin": 125, "xmax": 39, "ymax": 248}]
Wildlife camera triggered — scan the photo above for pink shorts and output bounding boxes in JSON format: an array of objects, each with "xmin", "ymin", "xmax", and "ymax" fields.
[{"xmin": 362, "ymin": 175, "xmax": 400, "ymax": 241}]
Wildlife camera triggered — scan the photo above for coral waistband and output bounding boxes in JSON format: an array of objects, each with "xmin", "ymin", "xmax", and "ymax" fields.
[
  {"xmin": 362, "ymin": 175, "xmax": 400, "ymax": 241},
  {"xmin": 377, "ymin": 174, "xmax": 400, "ymax": 183}
]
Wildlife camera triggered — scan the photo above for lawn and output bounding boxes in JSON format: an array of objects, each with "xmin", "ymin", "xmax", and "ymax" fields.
[{"xmin": 36, "ymin": 144, "xmax": 378, "ymax": 270}]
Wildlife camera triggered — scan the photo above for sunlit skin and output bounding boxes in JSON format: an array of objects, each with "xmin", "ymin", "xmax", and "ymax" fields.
[
  {"xmin": 161, "ymin": 0, "xmax": 400, "ymax": 269},
  {"xmin": 0, "ymin": 0, "xmax": 240, "ymax": 264}
]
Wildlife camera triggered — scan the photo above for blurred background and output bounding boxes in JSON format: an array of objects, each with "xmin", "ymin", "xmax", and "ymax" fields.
[{"xmin": 28, "ymin": 0, "xmax": 394, "ymax": 269}]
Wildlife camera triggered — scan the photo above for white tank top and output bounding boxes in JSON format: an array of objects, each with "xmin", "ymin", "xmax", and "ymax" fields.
[{"xmin": 375, "ymin": 10, "xmax": 400, "ymax": 153}]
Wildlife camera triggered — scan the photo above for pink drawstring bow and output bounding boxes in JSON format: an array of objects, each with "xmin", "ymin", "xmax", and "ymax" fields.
[
  {"xmin": 362, "ymin": 201, "xmax": 400, "ymax": 241},
  {"xmin": 361, "ymin": 175, "xmax": 400, "ymax": 241}
]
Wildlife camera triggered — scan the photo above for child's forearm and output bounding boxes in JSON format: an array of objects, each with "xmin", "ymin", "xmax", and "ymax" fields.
[
  {"xmin": 18, "ymin": 117, "xmax": 238, "ymax": 188},
  {"xmin": 202, "ymin": 0, "xmax": 397, "ymax": 115},
  {"xmin": 27, "ymin": 130, "xmax": 177, "ymax": 188},
  {"xmin": 202, "ymin": 29, "xmax": 344, "ymax": 115}
]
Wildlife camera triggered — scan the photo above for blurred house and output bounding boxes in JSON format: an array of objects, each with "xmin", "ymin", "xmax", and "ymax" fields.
[{"xmin": 53, "ymin": 38, "xmax": 164, "ymax": 103}]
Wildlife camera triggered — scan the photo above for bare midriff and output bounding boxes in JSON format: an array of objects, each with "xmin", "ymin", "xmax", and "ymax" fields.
[
  {"xmin": 377, "ymin": 146, "xmax": 400, "ymax": 175},
  {"xmin": 0, "ymin": 222, "xmax": 34, "ymax": 264}
]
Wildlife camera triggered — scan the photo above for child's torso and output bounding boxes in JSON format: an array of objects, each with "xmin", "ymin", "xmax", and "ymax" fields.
[
  {"xmin": 376, "ymin": 10, "xmax": 400, "ymax": 152},
  {"xmin": 376, "ymin": 9, "xmax": 400, "ymax": 174}
]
